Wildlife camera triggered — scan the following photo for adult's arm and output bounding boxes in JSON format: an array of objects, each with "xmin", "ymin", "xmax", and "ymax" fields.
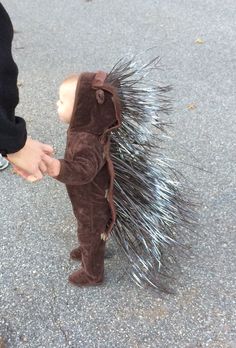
[{"xmin": 0, "ymin": 3, "xmax": 27, "ymax": 155}]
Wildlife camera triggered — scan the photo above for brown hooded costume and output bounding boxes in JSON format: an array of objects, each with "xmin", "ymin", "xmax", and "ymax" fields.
[
  {"xmin": 50, "ymin": 55, "xmax": 194, "ymax": 292},
  {"xmin": 55, "ymin": 71, "xmax": 121, "ymax": 286}
]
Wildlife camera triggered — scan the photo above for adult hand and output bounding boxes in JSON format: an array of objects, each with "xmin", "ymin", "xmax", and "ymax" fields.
[
  {"xmin": 7, "ymin": 137, "xmax": 53, "ymax": 181},
  {"xmin": 12, "ymin": 164, "xmax": 37, "ymax": 182}
]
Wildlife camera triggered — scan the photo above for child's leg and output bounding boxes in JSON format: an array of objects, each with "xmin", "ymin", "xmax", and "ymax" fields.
[
  {"xmin": 70, "ymin": 242, "xmax": 113, "ymax": 261},
  {"xmin": 69, "ymin": 204, "xmax": 110, "ymax": 286},
  {"xmin": 69, "ymin": 230, "xmax": 106, "ymax": 286}
]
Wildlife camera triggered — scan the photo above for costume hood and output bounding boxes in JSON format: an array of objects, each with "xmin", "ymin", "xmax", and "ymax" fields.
[
  {"xmin": 67, "ymin": 71, "xmax": 121, "ymax": 238},
  {"xmin": 69, "ymin": 71, "xmax": 121, "ymax": 141}
]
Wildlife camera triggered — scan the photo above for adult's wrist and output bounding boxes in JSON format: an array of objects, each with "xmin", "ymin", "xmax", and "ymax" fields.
[{"xmin": 0, "ymin": 116, "xmax": 27, "ymax": 155}]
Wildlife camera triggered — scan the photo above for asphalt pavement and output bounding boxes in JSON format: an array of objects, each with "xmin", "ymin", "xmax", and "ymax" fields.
[{"xmin": 0, "ymin": 0, "xmax": 235, "ymax": 347}]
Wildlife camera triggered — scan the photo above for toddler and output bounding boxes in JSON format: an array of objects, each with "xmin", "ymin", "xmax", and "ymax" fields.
[
  {"xmin": 44, "ymin": 71, "xmax": 121, "ymax": 286},
  {"xmin": 43, "ymin": 57, "xmax": 194, "ymax": 292}
]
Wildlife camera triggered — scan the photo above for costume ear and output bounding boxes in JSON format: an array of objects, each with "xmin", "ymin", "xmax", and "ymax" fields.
[{"xmin": 95, "ymin": 89, "xmax": 105, "ymax": 104}]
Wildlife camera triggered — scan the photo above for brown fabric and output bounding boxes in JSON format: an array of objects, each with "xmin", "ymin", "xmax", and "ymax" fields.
[
  {"xmin": 92, "ymin": 71, "xmax": 122, "ymax": 237},
  {"xmin": 55, "ymin": 72, "xmax": 121, "ymax": 285},
  {"xmin": 70, "ymin": 246, "xmax": 82, "ymax": 260}
]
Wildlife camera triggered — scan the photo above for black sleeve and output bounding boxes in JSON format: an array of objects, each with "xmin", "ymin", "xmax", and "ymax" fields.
[{"xmin": 0, "ymin": 3, "xmax": 27, "ymax": 155}]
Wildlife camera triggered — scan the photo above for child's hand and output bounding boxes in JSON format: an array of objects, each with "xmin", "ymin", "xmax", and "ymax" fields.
[{"xmin": 42, "ymin": 155, "xmax": 61, "ymax": 177}]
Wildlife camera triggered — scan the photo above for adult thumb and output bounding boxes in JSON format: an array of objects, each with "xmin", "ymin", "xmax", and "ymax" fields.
[
  {"xmin": 41, "ymin": 153, "xmax": 54, "ymax": 166},
  {"xmin": 41, "ymin": 144, "xmax": 54, "ymax": 155}
]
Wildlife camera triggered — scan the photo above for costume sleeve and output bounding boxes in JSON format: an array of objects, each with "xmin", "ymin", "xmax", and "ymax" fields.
[
  {"xmin": 55, "ymin": 133, "xmax": 105, "ymax": 186},
  {"xmin": 0, "ymin": 3, "xmax": 27, "ymax": 155}
]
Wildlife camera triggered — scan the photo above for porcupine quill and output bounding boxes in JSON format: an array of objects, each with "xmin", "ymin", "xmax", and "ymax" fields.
[{"xmin": 105, "ymin": 54, "xmax": 196, "ymax": 292}]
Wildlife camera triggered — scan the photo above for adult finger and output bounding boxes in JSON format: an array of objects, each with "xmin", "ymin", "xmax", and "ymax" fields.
[
  {"xmin": 12, "ymin": 166, "xmax": 39, "ymax": 182},
  {"xmin": 12, "ymin": 165, "xmax": 31, "ymax": 179},
  {"xmin": 26, "ymin": 175, "xmax": 39, "ymax": 183},
  {"xmin": 41, "ymin": 153, "xmax": 54, "ymax": 166},
  {"xmin": 32, "ymin": 169, "xmax": 43, "ymax": 181},
  {"xmin": 41, "ymin": 144, "xmax": 54, "ymax": 155},
  {"xmin": 39, "ymin": 161, "xmax": 47, "ymax": 174}
]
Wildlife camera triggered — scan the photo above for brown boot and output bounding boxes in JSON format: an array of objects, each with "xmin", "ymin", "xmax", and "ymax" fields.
[{"xmin": 68, "ymin": 268, "xmax": 103, "ymax": 286}]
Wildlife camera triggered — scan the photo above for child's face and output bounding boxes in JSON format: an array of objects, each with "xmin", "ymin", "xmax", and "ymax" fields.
[{"xmin": 57, "ymin": 81, "xmax": 77, "ymax": 124}]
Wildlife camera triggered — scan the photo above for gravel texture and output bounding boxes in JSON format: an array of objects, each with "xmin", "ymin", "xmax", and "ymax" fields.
[{"xmin": 0, "ymin": 0, "xmax": 235, "ymax": 347}]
